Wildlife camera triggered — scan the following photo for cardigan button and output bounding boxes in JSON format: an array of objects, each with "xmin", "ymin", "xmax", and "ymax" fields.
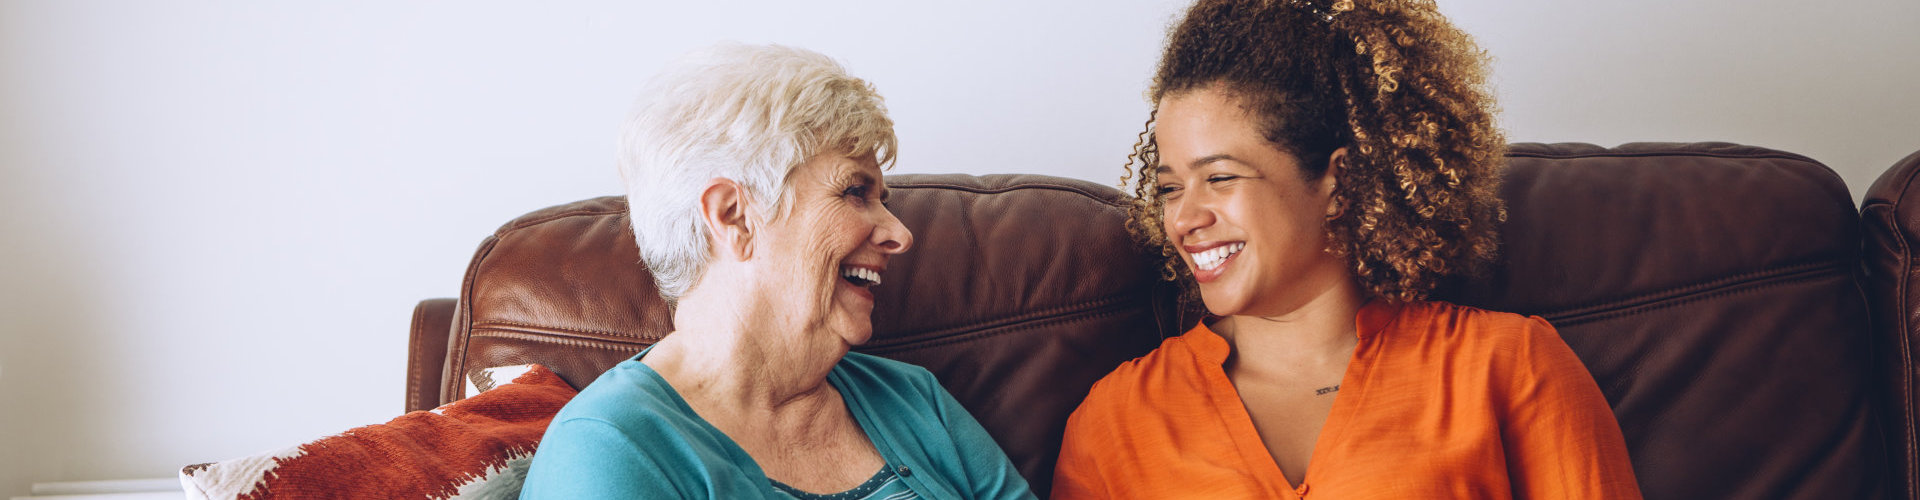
[{"xmin": 896, "ymin": 466, "xmax": 913, "ymax": 477}]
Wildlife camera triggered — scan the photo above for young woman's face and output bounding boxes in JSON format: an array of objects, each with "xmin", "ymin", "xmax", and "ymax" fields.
[{"xmin": 1153, "ymin": 86, "xmax": 1350, "ymax": 318}]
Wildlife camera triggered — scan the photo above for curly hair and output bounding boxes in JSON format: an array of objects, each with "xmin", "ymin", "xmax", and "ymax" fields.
[{"xmin": 1123, "ymin": 0, "xmax": 1507, "ymax": 303}]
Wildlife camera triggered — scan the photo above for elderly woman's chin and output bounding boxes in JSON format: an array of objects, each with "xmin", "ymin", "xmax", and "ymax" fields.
[
  {"xmin": 831, "ymin": 280, "xmax": 881, "ymax": 345},
  {"xmin": 828, "ymin": 291, "xmax": 879, "ymax": 346}
]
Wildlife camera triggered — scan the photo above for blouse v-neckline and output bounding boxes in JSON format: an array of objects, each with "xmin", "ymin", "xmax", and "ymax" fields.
[{"xmin": 1189, "ymin": 300, "xmax": 1405, "ymax": 499}]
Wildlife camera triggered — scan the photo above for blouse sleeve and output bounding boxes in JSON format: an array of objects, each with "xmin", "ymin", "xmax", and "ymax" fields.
[
  {"xmin": 1048, "ymin": 403, "xmax": 1111, "ymax": 500},
  {"xmin": 922, "ymin": 369, "xmax": 1038, "ymax": 500},
  {"xmin": 519, "ymin": 417, "xmax": 681, "ymax": 500},
  {"xmin": 1497, "ymin": 317, "xmax": 1644, "ymax": 500}
]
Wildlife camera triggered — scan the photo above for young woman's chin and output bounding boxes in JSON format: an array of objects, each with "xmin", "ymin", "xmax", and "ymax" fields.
[{"xmin": 1195, "ymin": 284, "xmax": 1252, "ymax": 318}]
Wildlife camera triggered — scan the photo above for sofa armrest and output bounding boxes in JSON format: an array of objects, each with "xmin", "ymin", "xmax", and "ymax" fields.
[{"xmin": 407, "ymin": 298, "xmax": 458, "ymax": 412}]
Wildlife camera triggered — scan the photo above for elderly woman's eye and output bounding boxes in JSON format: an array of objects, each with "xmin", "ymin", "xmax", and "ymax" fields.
[{"xmin": 843, "ymin": 185, "xmax": 871, "ymax": 200}]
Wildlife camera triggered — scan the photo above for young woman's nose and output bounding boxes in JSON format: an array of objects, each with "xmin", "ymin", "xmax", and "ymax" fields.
[{"xmin": 1166, "ymin": 193, "xmax": 1216, "ymax": 237}]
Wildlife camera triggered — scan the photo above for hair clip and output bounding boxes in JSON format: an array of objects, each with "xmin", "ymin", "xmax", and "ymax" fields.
[{"xmin": 1291, "ymin": 0, "xmax": 1353, "ymax": 22}]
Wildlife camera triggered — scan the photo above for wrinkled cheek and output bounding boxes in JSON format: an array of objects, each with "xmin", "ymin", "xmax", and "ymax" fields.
[{"xmin": 794, "ymin": 240, "xmax": 844, "ymax": 317}]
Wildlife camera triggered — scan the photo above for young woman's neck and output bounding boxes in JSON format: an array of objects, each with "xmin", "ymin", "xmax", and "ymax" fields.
[{"xmin": 1214, "ymin": 277, "xmax": 1367, "ymax": 369}]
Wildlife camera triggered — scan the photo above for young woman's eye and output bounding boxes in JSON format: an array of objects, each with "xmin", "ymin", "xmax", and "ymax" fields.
[
  {"xmin": 1207, "ymin": 174, "xmax": 1239, "ymax": 183},
  {"xmin": 1155, "ymin": 185, "xmax": 1181, "ymax": 199}
]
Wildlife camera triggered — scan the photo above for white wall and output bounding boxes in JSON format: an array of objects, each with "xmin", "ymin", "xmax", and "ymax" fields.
[{"xmin": 1, "ymin": 0, "xmax": 1914, "ymax": 494}]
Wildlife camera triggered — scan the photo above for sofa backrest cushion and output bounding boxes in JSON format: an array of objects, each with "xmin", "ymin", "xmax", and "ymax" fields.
[{"xmin": 1438, "ymin": 142, "xmax": 1881, "ymax": 499}]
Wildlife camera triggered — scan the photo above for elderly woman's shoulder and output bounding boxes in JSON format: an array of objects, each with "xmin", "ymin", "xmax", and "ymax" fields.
[
  {"xmin": 835, "ymin": 352, "xmax": 946, "ymax": 396},
  {"xmin": 549, "ymin": 357, "xmax": 704, "ymax": 433}
]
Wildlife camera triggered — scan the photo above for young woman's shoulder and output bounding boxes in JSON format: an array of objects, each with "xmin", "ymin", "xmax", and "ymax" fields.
[
  {"xmin": 1073, "ymin": 326, "xmax": 1223, "ymax": 420},
  {"xmin": 1400, "ymin": 300, "xmax": 1559, "ymax": 347},
  {"xmin": 1399, "ymin": 300, "xmax": 1591, "ymax": 386}
]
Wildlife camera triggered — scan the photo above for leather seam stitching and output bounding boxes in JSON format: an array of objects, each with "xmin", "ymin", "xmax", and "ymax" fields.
[
  {"xmin": 470, "ymin": 320, "xmax": 654, "ymax": 343},
  {"xmin": 1534, "ymin": 260, "xmax": 1846, "ymax": 320},
  {"xmin": 1546, "ymin": 266, "xmax": 1848, "ymax": 327},
  {"xmin": 407, "ymin": 301, "xmax": 430, "ymax": 411},
  {"xmin": 858, "ymin": 304, "xmax": 1137, "ymax": 355},
  {"xmin": 464, "ymin": 294, "xmax": 1144, "ymax": 353},
  {"xmin": 470, "ymin": 330, "xmax": 652, "ymax": 350},
  {"xmin": 863, "ymin": 293, "xmax": 1142, "ymax": 348},
  {"xmin": 1505, "ymin": 150, "xmax": 1817, "ymax": 162}
]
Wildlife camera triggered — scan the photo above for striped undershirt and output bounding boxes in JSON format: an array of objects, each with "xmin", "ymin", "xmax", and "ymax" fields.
[{"xmin": 770, "ymin": 465, "xmax": 919, "ymax": 500}]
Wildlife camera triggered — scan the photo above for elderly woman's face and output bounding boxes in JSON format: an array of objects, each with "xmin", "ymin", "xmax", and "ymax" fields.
[{"xmin": 753, "ymin": 153, "xmax": 913, "ymax": 346}]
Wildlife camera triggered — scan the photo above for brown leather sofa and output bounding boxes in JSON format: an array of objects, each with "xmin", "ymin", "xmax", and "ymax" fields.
[{"xmin": 408, "ymin": 142, "xmax": 1919, "ymax": 500}]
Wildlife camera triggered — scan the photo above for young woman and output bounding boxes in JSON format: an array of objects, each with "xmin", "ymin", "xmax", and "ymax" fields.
[{"xmin": 1051, "ymin": 1, "xmax": 1641, "ymax": 498}]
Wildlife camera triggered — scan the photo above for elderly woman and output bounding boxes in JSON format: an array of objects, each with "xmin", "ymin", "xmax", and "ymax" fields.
[
  {"xmin": 519, "ymin": 44, "xmax": 1033, "ymax": 500},
  {"xmin": 1052, "ymin": 1, "xmax": 1640, "ymax": 498}
]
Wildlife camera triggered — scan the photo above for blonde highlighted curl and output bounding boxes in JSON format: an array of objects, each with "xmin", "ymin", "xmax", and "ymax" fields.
[{"xmin": 1123, "ymin": 0, "xmax": 1506, "ymax": 303}]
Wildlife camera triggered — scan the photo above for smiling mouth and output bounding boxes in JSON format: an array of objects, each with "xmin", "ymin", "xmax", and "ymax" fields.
[
  {"xmin": 1193, "ymin": 243, "xmax": 1244, "ymax": 272},
  {"xmin": 840, "ymin": 266, "xmax": 881, "ymax": 287}
]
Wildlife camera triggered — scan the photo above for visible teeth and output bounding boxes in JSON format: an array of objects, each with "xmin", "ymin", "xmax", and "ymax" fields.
[
  {"xmin": 841, "ymin": 266, "xmax": 881, "ymax": 286},
  {"xmin": 1193, "ymin": 242, "xmax": 1244, "ymax": 271}
]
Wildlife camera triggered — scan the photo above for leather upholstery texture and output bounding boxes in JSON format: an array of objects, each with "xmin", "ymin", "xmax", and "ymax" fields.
[
  {"xmin": 410, "ymin": 142, "xmax": 1905, "ymax": 499},
  {"xmin": 1864, "ymin": 148, "xmax": 1920, "ymax": 500},
  {"xmin": 406, "ymin": 298, "xmax": 456, "ymax": 414}
]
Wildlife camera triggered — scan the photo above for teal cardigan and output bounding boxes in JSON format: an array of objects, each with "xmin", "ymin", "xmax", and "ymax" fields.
[{"xmin": 519, "ymin": 350, "xmax": 1035, "ymax": 500}]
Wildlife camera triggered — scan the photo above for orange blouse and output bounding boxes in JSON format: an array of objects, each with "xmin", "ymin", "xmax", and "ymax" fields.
[{"xmin": 1052, "ymin": 300, "xmax": 1641, "ymax": 499}]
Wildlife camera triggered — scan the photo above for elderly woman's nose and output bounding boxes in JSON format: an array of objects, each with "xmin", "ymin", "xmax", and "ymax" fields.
[{"xmin": 874, "ymin": 207, "xmax": 914, "ymax": 254}]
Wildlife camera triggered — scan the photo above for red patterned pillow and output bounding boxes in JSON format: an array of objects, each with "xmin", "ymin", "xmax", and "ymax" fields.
[{"xmin": 180, "ymin": 364, "xmax": 576, "ymax": 499}]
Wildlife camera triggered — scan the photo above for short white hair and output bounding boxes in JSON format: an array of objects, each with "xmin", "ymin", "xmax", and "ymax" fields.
[{"xmin": 621, "ymin": 43, "xmax": 897, "ymax": 306}]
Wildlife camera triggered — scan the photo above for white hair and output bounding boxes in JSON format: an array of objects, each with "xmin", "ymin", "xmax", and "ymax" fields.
[{"xmin": 621, "ymin": 43, "xmax": 897, "ymax": 306}]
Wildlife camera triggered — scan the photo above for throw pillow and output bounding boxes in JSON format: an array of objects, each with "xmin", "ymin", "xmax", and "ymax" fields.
[{"xmin": 180, "ymin": 364, "xmax": 575, "ymax": 499}]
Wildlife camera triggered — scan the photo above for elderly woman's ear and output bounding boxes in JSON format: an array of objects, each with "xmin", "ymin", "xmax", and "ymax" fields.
[{"xmin": 699, "ymin": 177, "xmax": 755, "ymax": 261}]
